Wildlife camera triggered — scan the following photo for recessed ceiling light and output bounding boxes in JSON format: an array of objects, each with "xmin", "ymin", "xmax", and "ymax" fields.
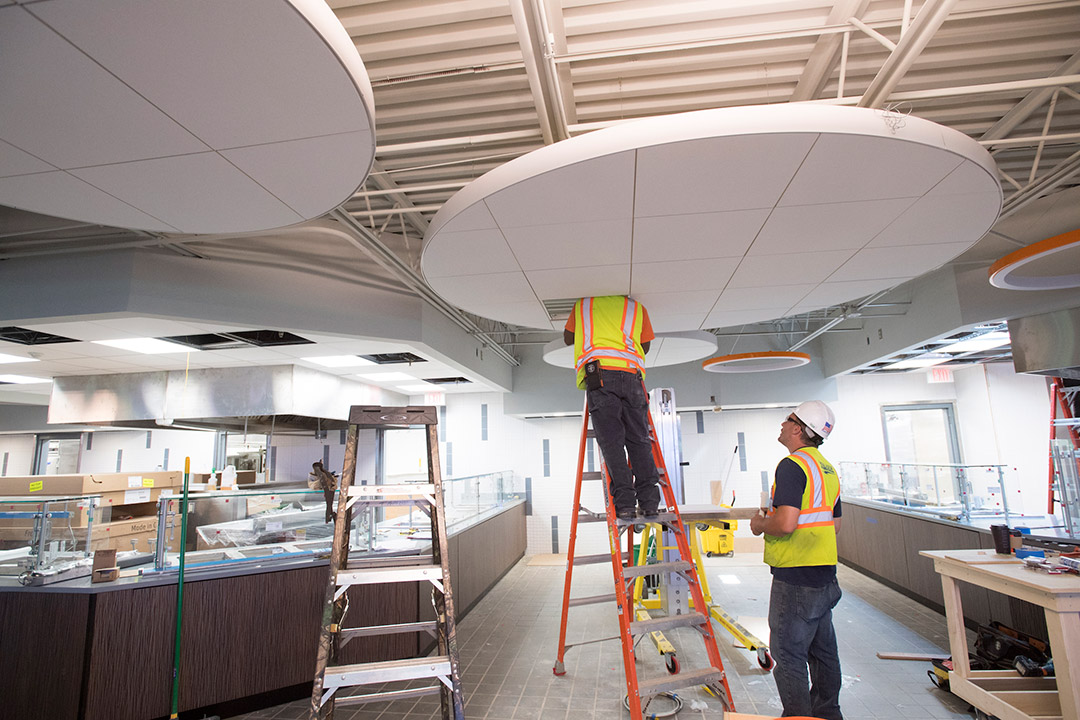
[
  {"xmin": 940, "ymin": 332, "xmax": 1010, "ymax": 354},
  {"xmin": 303, "ymin": 355, "xmax": 375, "ymax": 368},
  {"xmin": 94, "ymin": 338, "xmax": 199, "ymax": 354},
  {"xmin": 398, "ymin": 383, "xmax": 437, "ymax": 393},
  {"xmin": 0, "ymin": 374, "xmax": 52, "ymax": 384},
  {"xmin": 355, "ymin": 372, "xmax": 414, "ymax": 382},
  {"xmin": 0, "ymin": 353, "xmax": 38, "ymax": 364},
  {"xmin": 885, "ymin": 354, "xmax": 951, "ymax": 370}
]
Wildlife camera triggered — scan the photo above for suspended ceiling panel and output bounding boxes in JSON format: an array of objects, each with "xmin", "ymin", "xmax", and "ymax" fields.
[
  {"xmin": 421, "ymin": 104, "xmax": 1002, "ymax": 332},
  {"xmin": 0, "ymin": 0, "xmax": 376, "ymax": 234}
]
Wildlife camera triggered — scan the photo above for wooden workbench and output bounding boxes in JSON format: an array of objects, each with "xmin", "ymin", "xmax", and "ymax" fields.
[{"xmin": 921, "ymin": 549, "xmax": 1080, "ymax": 720}]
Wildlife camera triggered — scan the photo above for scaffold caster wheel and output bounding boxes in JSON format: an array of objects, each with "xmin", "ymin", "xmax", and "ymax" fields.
[
  {"xmin": 757, "ymin": 648, "xmax": 774, "ymax": 671},
  {"xmin": 665, "ymin": 653, "xmax": 680, "ymax": 674},
  {"xmin": 553, "ymin": 661, "xmax": 566, "ymax": 676}
]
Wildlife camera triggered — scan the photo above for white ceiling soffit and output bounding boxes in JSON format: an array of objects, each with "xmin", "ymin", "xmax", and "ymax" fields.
[
  {"xmin": 541, "ymin": 331, "xmax": 718, "ymax": 369},
  {"xmin": 421, "ymin": 104, "xmax": 1002, "ymax": 333},
  {"xmin": 0, "ymin": 0, "xmax": 375, "ymax": 234}
]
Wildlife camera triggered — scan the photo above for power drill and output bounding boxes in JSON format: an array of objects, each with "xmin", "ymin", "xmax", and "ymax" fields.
[{"xmin": 1014, "ymin": 656, "xmax": 1054, "ymax": 677}]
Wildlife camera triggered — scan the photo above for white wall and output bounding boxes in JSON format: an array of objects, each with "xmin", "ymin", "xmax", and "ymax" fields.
[
  {"xmin": 0, "ymin": 434, "xmax": 36, "ymax": 476},
  {"xmin": 79, "ymin": 428, "xmax": 215, "ymax": 474}
]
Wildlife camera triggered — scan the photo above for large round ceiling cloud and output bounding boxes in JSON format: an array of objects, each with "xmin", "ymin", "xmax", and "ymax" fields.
[
  {"xmin": 0, "ymin": 0, "xmax": 375, "ymax": 234},
  {"xmin": 420, "ymin": 104, "xmax": 1001, "ymax": 333}
]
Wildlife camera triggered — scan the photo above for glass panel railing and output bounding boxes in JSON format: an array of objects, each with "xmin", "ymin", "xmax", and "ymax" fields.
[
  {"xmin": 0, "ymin": 494, "xmax": 100, "ymax": 582},
  {"xmin": 838, "ymin": 461, "xmax": 1017, "ymax": 525}
]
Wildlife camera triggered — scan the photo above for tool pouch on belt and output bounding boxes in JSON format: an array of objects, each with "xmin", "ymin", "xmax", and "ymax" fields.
[{"xmin": 584, "ymin": 360, "xmax": 603, "ymax": 391}]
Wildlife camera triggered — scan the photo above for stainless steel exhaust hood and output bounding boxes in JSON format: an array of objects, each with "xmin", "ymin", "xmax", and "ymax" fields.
[
  {"xmin": 1009, "ymin": 306, "xmax": 1080, "ymax": 380},
  {"xmin": 47, "ymin": 365, "xmax": 396, "ymax": 431}
]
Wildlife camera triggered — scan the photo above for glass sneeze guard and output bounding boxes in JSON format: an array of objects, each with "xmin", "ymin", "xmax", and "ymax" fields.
[{"xmin": 0, "ymin": 494, "xmax": 100, "ymax": 580}]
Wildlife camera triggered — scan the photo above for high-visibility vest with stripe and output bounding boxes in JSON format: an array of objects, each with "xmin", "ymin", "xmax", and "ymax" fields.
[
  {"xmin": 572, "ymin": 296, "xmax": 647, "ymax": 390},
  {"xmin": 763, "ymin": 446, "xmax": 840, "ymax": 568}
]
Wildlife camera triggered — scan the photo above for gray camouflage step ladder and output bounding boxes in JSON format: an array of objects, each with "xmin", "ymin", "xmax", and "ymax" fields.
[{"xmin": 308, "ymin": 405, "xmax": 465, "ymax": 720}]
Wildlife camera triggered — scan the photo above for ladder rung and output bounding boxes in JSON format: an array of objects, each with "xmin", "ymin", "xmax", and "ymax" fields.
[
  {"xmin": 347, "ymin": 483, "xmax": 436, "ymax": 498},
  {"xmin": 348, "ymin": 554, "xmax": 434, "ymax": 570},
  {"xmin": 337, "ymin": 565, "xmax": 442, "ymax": 586},
  {"xmin": 577, "ymin": 511, "xmax": 607, "ymax": 523},
  {"xmin": 569, "ymin": 593, "xmax": 616, "ymax": 607},
  {"xmin": 340, "ymin": 621, "xmax": 438, "ymax": 639},
  {"xmin": 581, "ymin": 471, "xmax": 603, "ymax": 481},
  {"xmin": 335, "ymin": 685, "xmax": 442, "ymax": 706},
  {"xmin": 637, "ymin": 667, "xmax": 724, "ymax": 697},
  {"xmin": 586, "ymin": 429, "xmax": 596, "ymax": 438},
  {"xmin": 622, "ymin": 560, "xmax": 692, "ymax": 578},
  {"xmin": 323, "ymin": 656, "xmax": 452, "ymax": 688},
  {"xmin": 629, "ymin": 611, "xmax": 708, "ymax": 636},
  {"xmin": 573, "ymin": 552, "xmax": 630, "ymax": 566}
]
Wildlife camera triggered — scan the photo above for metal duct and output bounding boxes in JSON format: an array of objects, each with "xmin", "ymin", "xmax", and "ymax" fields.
[
  {"xmin": 47, "ymin": 365, "xmax": 396, "ymax": 431},
  {"xmin": 1008, "ymin": 306, "xmax": 1080, "ymax": 380}
]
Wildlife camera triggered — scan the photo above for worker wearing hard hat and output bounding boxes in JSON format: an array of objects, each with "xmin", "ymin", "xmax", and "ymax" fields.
[
  {"xmin": 750, "ymin": 400, "xmax": 843, "ymax": 720},
  {"xmin": 564, "ymin": 295, "xmax": 660, "ymax": 521}
]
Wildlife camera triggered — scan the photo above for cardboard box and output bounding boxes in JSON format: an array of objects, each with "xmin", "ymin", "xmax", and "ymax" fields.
[{"xmin": 0, "ymin": 471, "xmax": 182, "ymax": 497}]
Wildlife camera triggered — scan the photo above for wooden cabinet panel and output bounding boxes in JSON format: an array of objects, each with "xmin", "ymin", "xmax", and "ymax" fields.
[{"xmin": 0, "ymin": 592, "xmax": 89, "ymax": 720}]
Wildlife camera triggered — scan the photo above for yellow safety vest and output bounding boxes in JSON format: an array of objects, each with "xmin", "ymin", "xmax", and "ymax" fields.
[
  {"xmin": 572, "ymin": 296, "xmax": 647, "ymax": 390},
  {"xmin": 763, "ymin": 446, "xmax": 840, "ymax": 568}
]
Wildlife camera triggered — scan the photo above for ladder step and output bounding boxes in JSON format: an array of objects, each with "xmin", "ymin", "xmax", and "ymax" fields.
[
  {"xmin": 340, "ymin": 621, "xmax": 438, "ymax": 640},
  {"xmin": 573, "ymin": 552, "xmax": 630, "ymax": 566},
  {"xmin": 630, "ymin": 611, "xmax": 709, "ymax": 636},
  {"xmin": 577, "ymin": 511, "xmax": 607, "ymax": 523},
  {"xmin": 586, "ymin": 429, "xmax": 596, "ymax": 438},
  {"xmin": 637, "ymin": 667, "xmax": 724, "ymax": 698},
  {"xmin": 335, "ymin": 685, "xmax": 442, "ymax": 707},
  {"xmin": 621, "ymin": 560, "xmax": 692, "ymax": 578},
  {"xmin": 569, "ymin": 593, "xmax": 616, "ymax": 607},
  {"xmin": 581, "ymin": 471, "xmax": 603, "ymax": 481},
  {"xmin": 347, "ymin": 483, "xmax": 436, "ymax": 498},
  {"xmin": 323, "ymin": 656, "xmax": 452, "ymax": 688},
  {"xmin": 337, "ymin": 565, "xmax": 443, "ymax": 586}
]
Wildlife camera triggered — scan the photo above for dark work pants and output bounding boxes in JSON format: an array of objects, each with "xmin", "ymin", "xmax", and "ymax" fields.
[
  {"xmin": 769, "ymin": 577, "xmax": 844, "ymax": 720},
  {"xmin": 586, "ymin": 368, "xmax": 661, "ymax": 514}
]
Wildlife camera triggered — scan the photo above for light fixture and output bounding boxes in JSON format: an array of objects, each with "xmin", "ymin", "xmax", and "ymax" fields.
[
  {"xmin": 884, "ymin": 354, "xmax": 951, "ymax": 370},
  {"xmin": 398, "ymin": 383, "xmax": 437, "ymax": 393},
  {"xmin": 702, "ymin": 351, "xmax": 811, "ymax": 373},
  {"xmin": 0, "ymin": 374, "xmax": 52, "ymax": 384},
  {"xmin": 303, "ymin": 355, "xmax": 375, "ymax": 368},
  {"xmin": 940, "ymin": 331, "xmax": 1010, "ymax": 354},
  {"xmin": 355, "ymin": 372, "xmax": 414, "ymax": 382},
  {"xmin": 0, "ymin": 353, "xmax": 38, "ymax": 364},
  {"xmin": 94, "ymin": 338, "xmax": 197, "ymax": 354},
  {"xmin": 988, "ymin": 228, "xmax": 1080, "ymax": 290}
]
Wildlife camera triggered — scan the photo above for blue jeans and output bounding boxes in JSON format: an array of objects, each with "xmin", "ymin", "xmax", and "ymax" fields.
[
  {"xmin": 768, "ymin": 577, "xmax": 843, "ymax": 720},
  {"xmin": 586, "ymin": 369, "xmax": 660, "ymax": 514}
]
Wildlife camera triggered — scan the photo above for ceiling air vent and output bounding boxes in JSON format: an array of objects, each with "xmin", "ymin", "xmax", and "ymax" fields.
[
  {"xmin": 162, "ymin": 330, "xmax": 314, "ymax": 349},
  {"xmin": 0, "ymin": 326, "xmax": 78, "ymax": 345},
  {"xmin": 360, "ymin": 352, "xmax": 427, "ymax": 365},
  {"xmin": 543, "ymin": 298, "xmax": 579, "ymax": 321},
  {"xmin": 423, "ymin": 377, "xmax": 471, "ymax": 385}
]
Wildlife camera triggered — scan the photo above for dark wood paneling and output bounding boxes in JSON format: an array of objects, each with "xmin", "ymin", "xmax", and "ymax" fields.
[
  {"xmin": 849, "ymin": 505, "xmax": 911, "ymax": 589},
  {"xmin": 0, "ymin": 592, "xmax": 89, "ymax": 720}
]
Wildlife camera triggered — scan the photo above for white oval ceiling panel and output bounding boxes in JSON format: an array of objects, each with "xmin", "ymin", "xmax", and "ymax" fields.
[
  {"xmin": 542, "ymin": 331, "xmax": 718, "ymax": 369},
  {"xmin": 421, "ymin": 104, "xmax": 1001, "ymax": 332},
  {"xmin": 0, "ymin": 0, "xmax": 375, "ymax": 234}
]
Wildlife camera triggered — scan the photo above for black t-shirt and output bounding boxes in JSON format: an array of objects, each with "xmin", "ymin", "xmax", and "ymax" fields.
[{"xmin": 770, "ymin": 454, "xmax": 842, "ymax": 587}]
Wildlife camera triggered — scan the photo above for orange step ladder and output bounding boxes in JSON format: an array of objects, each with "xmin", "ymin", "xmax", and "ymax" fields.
[
  {"xmin": 552, "ymin": 396, "xmax": 734, "ymax": 718},
  {"xmin": 1048, "ymin": 377, "xmax": 1080, "ymax": 514}
]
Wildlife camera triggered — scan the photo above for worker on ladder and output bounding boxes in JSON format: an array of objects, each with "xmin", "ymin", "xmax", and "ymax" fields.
[
  {"xmin": 751, "ymin": 401, "xmax": 844, "ymax": 720},
  {"xmin": 564, "ymin": 295, "xmax": 661, "ymax": 521}
]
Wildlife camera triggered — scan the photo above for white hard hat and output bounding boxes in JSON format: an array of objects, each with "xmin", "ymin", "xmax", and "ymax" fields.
[{"xmin": 794, "ymin": 400, "xmax": 835, "ymax": 440}]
